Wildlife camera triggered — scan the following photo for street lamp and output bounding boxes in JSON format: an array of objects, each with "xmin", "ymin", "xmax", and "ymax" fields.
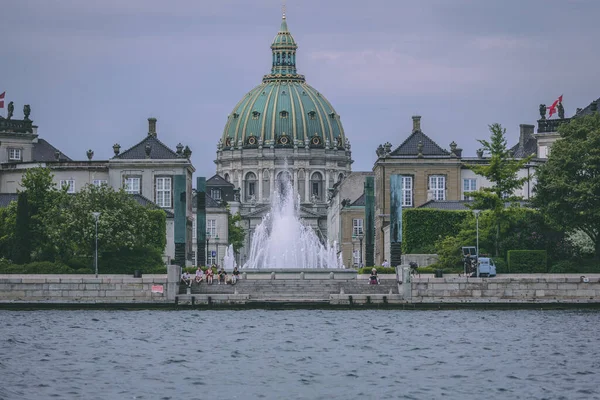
[
  {"xmin": 206, "ymin": 231, "xmax": 210, "ymax": 267},
  {"xmin": 473, "ymin": 210, "xmax": 480, "ymax": 277},
  {"xmin": 92, "ymin": 212, "xmax": 101, "ymax": 277},
  {"xmin": 358, "ymin": 232, "xmax": 364, "ymax": 268},
  {"xmin": 215, "ymin": 234, "xmax": 220, "ymax": 267}
]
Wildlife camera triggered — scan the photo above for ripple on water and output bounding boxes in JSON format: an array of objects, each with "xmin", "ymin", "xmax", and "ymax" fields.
[{"xmin": 0, "ymin": 309, "xmax": 599, "ymax": 400}]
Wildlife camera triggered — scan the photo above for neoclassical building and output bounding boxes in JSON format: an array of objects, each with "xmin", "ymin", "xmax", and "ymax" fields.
[{"xmin": 213, "ymin": 13, "xmax": 353, "ymax": 264}]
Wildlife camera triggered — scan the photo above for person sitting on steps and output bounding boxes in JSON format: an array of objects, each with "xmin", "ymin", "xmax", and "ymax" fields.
[
  {"xmin": 206, "ymin": 266, "xmax": 214, "ymax": 285},
  {"xmin": 369, "ymin": 268, "xmax": 380, "ymax": 285},
  {"xmin": 194, "ymin": 267, "xmax": 204, "ymax": 285},
  {"xmin": 218, "ymin": 267, "xmax": 226, "ymax": 285},
  {"xmin": 232, "ymin": 266, "xmax": 240, "ymax": 284},
  {"xmin": 181, "ymin": 270, "xmax": 191, "ymax": 287}
]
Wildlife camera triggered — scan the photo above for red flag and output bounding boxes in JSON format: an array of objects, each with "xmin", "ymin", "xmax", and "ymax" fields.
[
  {"xmin": 0, "ymin": 92, "xmax": 5, "ymax": 108},
  {"xmin": 547, "ymin": 95, "xmax": 563, "ymax": 118}
]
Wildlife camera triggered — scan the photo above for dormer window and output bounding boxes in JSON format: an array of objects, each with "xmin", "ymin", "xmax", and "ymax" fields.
[
  {"xmin": 280, "ymin": 110, "xmax": 289, "ymax": 119},
  {"xmin": 8, "ymin": 148, "xmax": 22, "ymax": 161},
  {"xmin": 281, "ymin": 90, "xmax": 286, "ymax": 95},
  {"xmin": 232, "ymin": 113, "xmax": 239, "ymax": 119},
  {"xmin": 308, "ymin": 111, "xmax": 316, "ymax": 120},
  {"xmin": 302, "ymin": 91, "xmax": 307, "ymax": 96},
  {"xmin": 252, "ymin": 111, "xmax": 261, "ymax": 120},
  {"xmin": 329, "ymin": 112, "xmax": 336, "ymax": 119}
]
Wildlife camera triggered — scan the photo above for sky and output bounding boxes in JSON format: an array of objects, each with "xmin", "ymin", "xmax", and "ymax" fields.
[{"xmin": 2, "ymin": 0, "xmax": 599, "ymax": 180}]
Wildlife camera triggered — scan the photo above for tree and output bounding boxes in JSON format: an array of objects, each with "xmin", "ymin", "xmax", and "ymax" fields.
[
  {"xmin": 12, "ymin": 192, "xmax": 31, "ymax": 264},
  {"xmin": 227, "ymin": 207, "xmax": 246, "ymax": 254},
  {"xmin": 466, "ymin": 123, "xmax": 534, "ymax": 255},
  {"xmin": 0, "ymin": 202, "xmax": 17, "ymax": 260},
  {"xmin": 533, "ymin": 113, "xmax": 600, "ymax": 258}
]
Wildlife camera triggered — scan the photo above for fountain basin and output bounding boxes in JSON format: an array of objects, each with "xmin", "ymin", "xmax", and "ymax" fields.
[{"xmin": 239, "ymin": 269, "xmax": 357, "ymax": 280}]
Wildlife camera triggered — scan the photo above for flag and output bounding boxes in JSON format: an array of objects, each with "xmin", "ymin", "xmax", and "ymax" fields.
[
  {"xmin": 0, "ymin": 92, "xmax": 5, "ymax": 108},
  {"xmin": 547, "ymin": 95, "xmax": 563, "ymax": 118}
]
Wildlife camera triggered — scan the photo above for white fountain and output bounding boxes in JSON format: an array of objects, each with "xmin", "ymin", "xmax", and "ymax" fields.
[
  {"xmin": 223, "ymin": 244, "xmax": 237, "ymax": 271},
  {"xmin": 243, "ymin": 172, "xmax": 343, "ymax": 269}
]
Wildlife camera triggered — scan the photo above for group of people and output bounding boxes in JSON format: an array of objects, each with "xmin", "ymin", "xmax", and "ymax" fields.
[{"xmin": 181, "ymin": 265, "xmax": 240, "ymax": 287}]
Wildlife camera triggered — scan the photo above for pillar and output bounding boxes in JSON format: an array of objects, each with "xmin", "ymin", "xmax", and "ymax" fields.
[
  {"xmin": 174, "ymin": 174, "xmax": 187, "ymax": 267},
  {"xmin": 258, "ymin": 169, "xmax": 263, "ymax": 202},
  {"xmin": 390, "ymin": 175, "xmax": 403, "ymax": 267},
  {"xmin": 365, "ymin": 176, "xmax": 375, "ymax": 267},
  {"xmin": 304, "ymin": 172, "xmax": 310, "ymax": 202},
  {"xmin": 196, "ymin": 177, "xmax": 207, "ymax": 267}
]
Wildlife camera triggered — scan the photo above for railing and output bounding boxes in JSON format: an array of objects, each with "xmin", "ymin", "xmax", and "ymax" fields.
[{"xmin": 537, "ymin": 118, "xmax": 569, "ymax": 133}]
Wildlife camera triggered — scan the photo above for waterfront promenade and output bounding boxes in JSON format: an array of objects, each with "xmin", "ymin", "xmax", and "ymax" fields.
[{"xmin": 1, "ymin": 266, "xmax": 599, "ymax": 307}]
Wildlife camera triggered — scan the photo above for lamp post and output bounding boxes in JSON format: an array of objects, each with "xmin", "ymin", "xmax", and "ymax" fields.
[
  {"xmin": 473, "ymin": 210, "xmax": 480, "ymax": 277},
  {"xmin": 92, "ymin": 212, "xmax": 101, "ymax": 278},
  {"xmin": 206, "ymin": 231, "xmax": 210, "ymax": 267},
  {"xmin": 352, "ymin": 235, "xmax": 357, "ymax": 267},
  {"xmin": 215, "ymin": 234, "xmax": 220, "ymax": 267},
  {"xmin": 358, "ymin": 232, "xmax": 364, "ymax": 268}
]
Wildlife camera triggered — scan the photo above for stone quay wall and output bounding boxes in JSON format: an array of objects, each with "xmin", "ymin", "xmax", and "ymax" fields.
[
  {"xmin": 407, "ymin": 274, "xmax": 600, "ymax": 304},
  {"xmin": 0, "ymin": 266, "xmax": 181, "ymax": 304}
]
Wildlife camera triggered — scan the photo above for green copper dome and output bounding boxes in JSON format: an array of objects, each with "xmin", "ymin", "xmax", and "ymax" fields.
[{"xmin": 221, "ymin": 14, "xmax": 346, "ymax": 150}]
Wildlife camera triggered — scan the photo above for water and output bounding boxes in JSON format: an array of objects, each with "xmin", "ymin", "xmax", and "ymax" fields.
[
  {"xmin": 243, "ymin": 172, "xmax": 341, "ymax": 269},
  {"xmin": 1, "ymin": 309, "xmax": 599, "ymax": 400}
]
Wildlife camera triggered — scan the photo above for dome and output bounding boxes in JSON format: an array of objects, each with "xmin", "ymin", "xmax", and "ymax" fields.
[{"xmin": 221, "ymin": 13, "xmax": 347, "ymax": 150}]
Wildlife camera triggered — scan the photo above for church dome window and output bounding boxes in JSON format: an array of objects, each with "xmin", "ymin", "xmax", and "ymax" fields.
[
  {"xmin": 232, "ymin": 113, "xmax": 239, "ymax": 119},
  {"xmin": 308, "ymin": 111, "xmax": 316, "ymax": 120},
  {"xmin": 329, "ymin": 112, "xmax": 336, "ymax": 119},
  {"xmin": 252, "ymin": 111, "xmax": 261, "ymax": 119},
  {"xmin": 280, "ymin": 110, "xmax": 289, "ymax": 119}
]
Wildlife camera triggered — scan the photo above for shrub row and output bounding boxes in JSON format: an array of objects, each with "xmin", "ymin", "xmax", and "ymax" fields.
[
  {"xmin": 507, "ymin": 250, "xmax": 547, "ymax": 273},
  {"xmin": 402, "ymin": 209, "xmax": 470, "ymax": 254}
]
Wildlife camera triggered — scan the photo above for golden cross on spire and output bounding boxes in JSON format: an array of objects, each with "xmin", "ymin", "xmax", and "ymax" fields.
[{"xmin": 282, "ymin": 0, "xmax": 286, "ymax": 19}]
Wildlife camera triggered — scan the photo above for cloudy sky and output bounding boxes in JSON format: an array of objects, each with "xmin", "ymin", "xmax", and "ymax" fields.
[{"xmin": 2, "ymin": 0, "xmax": 599, "ymax": 178}]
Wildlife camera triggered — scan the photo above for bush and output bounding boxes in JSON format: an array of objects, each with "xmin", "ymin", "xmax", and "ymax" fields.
[
  {"xmin": 403, "ymin": 209, "xmax": 470, "ymax": 254},
  {"xmin": 549, "ymin": 259, "xmax": 600, "ymax": 273},
  {"xmin": 493, "ymin": 257, "xmax": 508, "ymax": 273},
  {"xmin": 100, "ymin": 247, "xmax": 164, "ymax": 274},
  {"xmin": 358, "ymin": 266, "xmax": 396, "ymax": 274},
  {"xmin": 507, "ymin": 250, "xmax": 547, "ymax": 273},
  {"xmin": 0, "ymin": 261, "xmax": 78, "ymax": 274}
]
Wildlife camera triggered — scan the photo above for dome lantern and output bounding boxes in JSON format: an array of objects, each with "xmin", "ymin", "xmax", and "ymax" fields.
[{"xmin": 267, "ymin": 12, "xmax": 301, "ymax": 81}]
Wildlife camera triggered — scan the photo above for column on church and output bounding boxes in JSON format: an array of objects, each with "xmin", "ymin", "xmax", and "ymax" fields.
[
  {"xmin": 270, "ymin": 170, "xmax": 275, "ymax": 199},
  {"xmin": 325, "ymin": 170, "xmax": 330, "ymax": 191},
  {"xmin": 293, "ymin": 170, "xmax": 298, "ymax": 198},
  {"xmin": 238, "ymin": 172, "xmax": 243, "ymax": 201},
  {"xmin": 258, "ymin": 169, "xmax": 263, "ymax": 202},
  {"xmin": 304, "ymin": 171, "xmax": 310, "ymax": 203}
]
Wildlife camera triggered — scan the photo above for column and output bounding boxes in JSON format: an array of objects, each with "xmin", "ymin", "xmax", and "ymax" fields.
[
  {"xmin": 325, "ymin": 170, "xmax": 330, "ymax": 190},
  {"xmin": 238, "ymin": 171, "xmax": 243, "ymax": 201},
  {"xmin": 270, "ymin": 170, "xmax": 275, "ymax": 199},
  {"xmin": 293, "ymin": 169, "xmax": 298, "ymax": 198},
  {"xmin": 258, "ymin": 169, "xmax": 263, "ymax": 202},
  {"xmin": 304, "ymin": 172, "xmax": 310, "ymax": 203}
]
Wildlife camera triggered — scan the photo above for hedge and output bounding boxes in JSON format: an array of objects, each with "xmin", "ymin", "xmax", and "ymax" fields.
[
  {"xmin": 507, "ymin": 250, "xmax": 547, "ymax": 273},
  {"xmin": 402, "ymin": 209, "xmax": 470, "ymax": 254},
  {"xmin": 0, "ymin": 261, "xmax": 86, "ymax": 274},
  {"xmin": 357, "ymin": 266, "xmax": 396, "ymax": 274}
]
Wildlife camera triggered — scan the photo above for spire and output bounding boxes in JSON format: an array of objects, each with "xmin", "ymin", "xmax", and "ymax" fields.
[{"xmin": 270, "ymin": 10, "xmax": 298, "ymax": 76}]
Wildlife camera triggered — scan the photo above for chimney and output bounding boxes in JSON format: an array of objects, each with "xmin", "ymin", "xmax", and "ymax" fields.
[
  {"xmin": 412, "ymin": 115, "xmax": 421, "ymax": 132},
  {"xmin": 519, "ymin": 124, "xmax": 534, "ymax": 147},
  {"xmin": 148, "ymin": 118, "xmax": 157, "ymax": 137}
]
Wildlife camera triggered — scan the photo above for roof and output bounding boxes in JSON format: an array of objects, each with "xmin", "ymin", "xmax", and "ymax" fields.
[
  {"xmin": 206, "ymin": 174, "xmax": 234, "ymax": 187},
  {"xmin": 390, "ymin": 130, "xmax": 450, "ymax": 157},
  {"xmin": 575, "ymin": 97, "xmax": 600, "ymax": 117},
  {"xmin": 509, "ymin": 138, "xmax": 537, "ymax": 158},
  {"xmin": 350, "ymin": 193, "xmax": 365, "ymax": 207},
  {"xmin": 114, "ymin": 135, "xmax": 181, "ymax": 160},
  {"xmin": 132, "ymin": 194, "xmax": 174, "ymax": 218},
  {"xmin": 192, "ymin": 192, "xmax": 225, "ymax": 208},
  {"xmin": 221, "ymin": 15, "xmax": 346, "ymax": 151},
  {"xmin": 0, "ymin": 193, "xmax": 18, "ymax": 207},
  {"xmin": 32, "ymin": 139, "xmax": 72, "ymax": 162}
]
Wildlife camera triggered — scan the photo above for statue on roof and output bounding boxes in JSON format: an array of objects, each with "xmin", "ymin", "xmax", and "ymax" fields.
[
  {"xmin": 23, "ymin": 104, "xmax": 31, "ymax": 121},
  {"xmin": 539, "ymin": 104, "xmax": 546, "ymax": 120},
  {"xmin": 557, "ymin": 101, "xmax": 565, "ymax": 119},
  {"xmin": 376, "ymin": 144, "xmax": 384, "ymax": 157},
  {"xmin": 7, "ymin": 101, "xmax": 14, "ymax": 120}
]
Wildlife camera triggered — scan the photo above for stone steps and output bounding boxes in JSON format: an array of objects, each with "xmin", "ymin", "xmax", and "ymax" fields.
[{"xmin": 179, "ymin": 280, "xmax": 398, "ymax": 295}]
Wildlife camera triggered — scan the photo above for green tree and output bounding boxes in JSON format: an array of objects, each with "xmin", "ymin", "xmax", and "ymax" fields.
[
  {"xmin": 533, "ymin": 113, "xmax": 600, "ymax": 258},
  {"xmin": 227, "ymin": 207, "xmax": 246, "ymax": 254},
  {"xmin": 0, "ymin": 201, "xmax": 17, "ymax": 259},
  {"xmin": 12, "ymin": 192, "xmax": 31, "ymax": 264},
  {"xmin": 466, "ymin": 123, "xmax": 534, "ymax": 255}
]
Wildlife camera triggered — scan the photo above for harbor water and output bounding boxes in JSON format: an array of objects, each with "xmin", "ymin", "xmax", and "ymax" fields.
[{"xmin": 1, "ymin": 309, "xmax": 599, "ymax": 399}]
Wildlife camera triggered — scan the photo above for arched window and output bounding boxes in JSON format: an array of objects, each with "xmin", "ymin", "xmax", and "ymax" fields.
[
  {"xmin": 276, "ymin": 171, "xmax": 292, "ymax": 197},
  {"xmin": 310, "ymin": 172, "xmax": 323, "ymax": 201},
  {"xmin": 244, "ymin": 172, "xmax": 257, "ymax": 202},
  {"xmin": 224, "ymin": 173, "xmax": 230, "ymax": 182}
]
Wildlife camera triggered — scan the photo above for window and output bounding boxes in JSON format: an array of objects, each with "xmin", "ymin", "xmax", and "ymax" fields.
[
  {"xmin": 402, "ymin": 176, "xmax": 413, "ymax": 207},
  {"xmin": 280, "ymin": 110, "xmax": 288, "ymax": 119},
  {"xmin": 60, "ymin": 179, "xmax": 75, "ymax": 193},
  {"xmin": 252, "ymin": 111, "xmax": 260, "ymax": 120},
  {"xmin": 92, "ymin": 179, "xmax": 107, "ymax": 187},
  {"xmin": 124, "ymin": 177, "xmax": 141, "ymax": 194},
  {"xmin": 310, "ymin": 172, "xmax": 323, "ymax": 201},
  {"xmin": 155, "ymin": 177, "xmax": 172, "ymax": 208},
  {"xmin": 245, "ymin": 172, "xmax": 257, "ymax": 201},
  {"xmin": 308, "ymin": 111, "xmax": 316, "ymax": 120},
  {"xmin": 463, "ymin": 178, "xmax": 477, "ymax": 200},
  {"xmin": 352, "ymin": 218, "xmax": 364, "ymax": 236},
  {"xmin": 8, "ymin": 148, "xmax": 22, "ymax": 161},
  {"xmin": 538, "ymin": 145, "xmax": 549, "ymax": 158},
  {"xmin": 210, "ymin": 189, "xmax": 222, "ymax": 200},
  {"xmin": 429, "ymin": 175, "xmax": 446, "ymax": 201},
  {"xmin": 207, "ymin": 219, "xmax": 217, "ymax": 237},
  {"xmin": 353, "ymin": 250, "xmax": 360, "ymax": 267},
  {"xmin": 192, "ymin": 217, "xmax": 197, "ymax": 239},
  {"xmin": 207, "ymin": 252, "xmax": 216, "ymax": 266}
]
